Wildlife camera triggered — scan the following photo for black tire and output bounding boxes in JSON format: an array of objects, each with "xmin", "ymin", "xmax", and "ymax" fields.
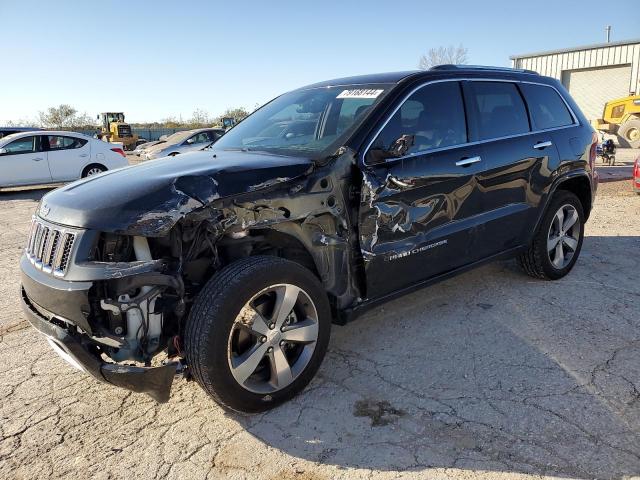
[
  {"xmin": 518, "ymin": 191, "xmax": 585, "ymax": 280},
  {"xmin": 81, "ymin": 164, "xmax": 106, "ymax": 177},
  {"xmin": 617, "ymin": 118, "xmax": 640, "ymax": 149},
  {"xmin": 184, "ymin": 256, "xmax": 331, "ymax": 413}
]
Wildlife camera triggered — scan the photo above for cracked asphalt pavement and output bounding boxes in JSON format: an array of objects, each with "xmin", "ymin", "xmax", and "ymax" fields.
[{"xmin": 1, "ymin": 179, "xmax": 639, "ymax": 480}]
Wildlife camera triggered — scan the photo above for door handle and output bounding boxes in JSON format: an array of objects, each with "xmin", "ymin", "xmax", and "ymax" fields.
[
  {"xmin": 533, "ymin": 140, "xmax": 553, "ymax": 150},
  {"xmin": 32, "ymin": 157, "xmax": 44, "ymax": 162},
  {"xmin": 455, "ymin": 156, "xmax": 481, "ymax": 167},
  {"xmin": 79, "ymin": 153, "xmax": 88, "ymax": 158},
  {"xmin": 387, "ymin": 174, "xmax": 412, "ymax": 189}
]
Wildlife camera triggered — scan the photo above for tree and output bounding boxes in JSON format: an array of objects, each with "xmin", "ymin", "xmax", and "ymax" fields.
[
  {"xmin": 37, "ymin": 105, "xmax": 95, "ymax": 129},
  {"xmin": 190, "ymin": 108, "xmax": 211, "ymax": 126},
  {"xmin": 159, "ymin": 116, "xmax": 184, "ymax": 128},
  {"xmin": 418, "ymin": 44, "xmax": 469, "ymax": 70},
  {"xmin": 72, "ymin": 112, "xmax": 97, "ymax": 129},
  {"xmin": 4, "ymin": 118, "xmax": 38, "ymax": 128},
  {"xmin": 38, "ymin": 105, "xmax": 77, "ymax": 128},
  {"xmin": 214, "ymin": 107, "xmax": 250, "ymax": 126}
]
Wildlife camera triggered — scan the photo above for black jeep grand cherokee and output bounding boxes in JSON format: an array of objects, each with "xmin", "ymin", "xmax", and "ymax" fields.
[{"xmin": 21, "ymin": 66, "xmax": 598, "ymax": 412}]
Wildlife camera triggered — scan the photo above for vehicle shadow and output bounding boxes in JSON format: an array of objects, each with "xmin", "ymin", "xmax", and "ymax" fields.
[
  {"xmin": 0, "ymin": 187, "xmax": 53, "ymax": 202},
  {"xmin": 234, "ymin": 235, "xmax": 640, "ymax": 478}
]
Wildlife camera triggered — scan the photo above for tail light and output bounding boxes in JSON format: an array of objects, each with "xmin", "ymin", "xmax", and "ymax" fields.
[
  {"xmin": 110, "ymin": 147, "xmax": 126, "ymax": 158},
  {"xmin": 634, "ymin": 156, "xmax": 640, "ymax": 184}
]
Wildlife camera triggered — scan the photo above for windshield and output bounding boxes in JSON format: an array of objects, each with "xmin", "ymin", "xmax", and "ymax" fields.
[{"xmin": 213, "ymin": 84, "xmax": 392, "ymax": 158}]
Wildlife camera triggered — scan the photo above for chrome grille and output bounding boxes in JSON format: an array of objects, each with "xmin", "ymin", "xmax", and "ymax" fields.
[{"xmin": 25, "ymin": 217, "xmax": 77, "ymax": 276}]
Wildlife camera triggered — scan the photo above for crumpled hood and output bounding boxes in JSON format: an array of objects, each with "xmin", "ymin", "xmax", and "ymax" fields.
[{"xmin": 38, "ymin": 150, "xmax": 313, "ymax": 236}]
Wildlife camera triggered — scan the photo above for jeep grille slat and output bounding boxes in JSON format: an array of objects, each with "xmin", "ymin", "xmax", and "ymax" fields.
[{"xmin": 25, "ymin": 217, "xmax": 78, "ymax": 276}]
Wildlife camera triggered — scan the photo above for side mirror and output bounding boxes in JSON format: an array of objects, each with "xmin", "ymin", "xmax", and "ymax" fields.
[
  {"xmin": 0, "ymin": 148, "xmax": 7, "ymax": 155},
  {"xmin": 389, "ymin": 134, "xmax": 415, "ymax": 157},
  {"xmin": 365, "ymin": 134, "xmax": 415, "ymax": 165}
]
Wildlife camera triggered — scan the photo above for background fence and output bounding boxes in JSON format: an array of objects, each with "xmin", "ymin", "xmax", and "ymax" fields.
[
  {"xmin": 131, "ymin": 127, "xmax": 188, "ymax": 141},
  {"xmin": 72, "ymin": 127, "xmax": 190, "ymax": 141}
]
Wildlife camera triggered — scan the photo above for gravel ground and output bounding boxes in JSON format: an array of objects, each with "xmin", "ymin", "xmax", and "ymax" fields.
[{"xmin": 0, "ymin": 176, "xmax": 639, "ymax": 479}]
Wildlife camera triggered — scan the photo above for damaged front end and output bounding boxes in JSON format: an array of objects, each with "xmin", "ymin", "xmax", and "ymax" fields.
[
  {"xmin": 20, "ymin": 147, "xmax": 364, "ymax": 402},
  {"xmin": 21, "ymin": 223, "xmax": 186, "ymax": 402}
]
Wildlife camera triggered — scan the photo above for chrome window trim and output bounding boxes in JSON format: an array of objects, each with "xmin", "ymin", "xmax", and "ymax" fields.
[{"xmin": 361, "ymin": 77, "xmax": 580, "ymax": 166}]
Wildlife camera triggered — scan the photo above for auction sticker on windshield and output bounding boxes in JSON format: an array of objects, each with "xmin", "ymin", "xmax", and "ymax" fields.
[{"xmin": 336, "ymin": 89, "xmax": 384, "ymax": 99}]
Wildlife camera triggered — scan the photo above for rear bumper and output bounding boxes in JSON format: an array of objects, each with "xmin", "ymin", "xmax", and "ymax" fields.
[{"xmin": 20, "ymin": 285, "xmax": 177, "ymax": 403}]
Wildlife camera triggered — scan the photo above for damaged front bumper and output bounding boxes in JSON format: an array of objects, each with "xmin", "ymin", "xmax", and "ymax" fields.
[{"xmin": 20, "ymin": 256, "xmax": 178, "ymax": 403}]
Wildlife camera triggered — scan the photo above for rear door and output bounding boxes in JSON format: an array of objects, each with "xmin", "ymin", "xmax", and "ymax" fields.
[
  {"xmin": 462, "ymin": 80, "xmax": 561, "ymax": 258},
  {"xmin": 359, "ymin": 81, "xmax": 487, "ymax": 298},
  {"xmin": 0, "ymin": 135, "xmax": 51, "ymax": 186},
  {"xmin": 44, "ymin": 135, "xmax": 90, "ymax": 181}
]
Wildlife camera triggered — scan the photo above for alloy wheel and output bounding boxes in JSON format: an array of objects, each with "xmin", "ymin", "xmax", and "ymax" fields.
[
  {"xmin": 86, "ymin": 167, "xmax": 104, "ymax": 176},
  {"xmin": 227, "ymin": 283, "xmax": 319, "ymax": 394},
  {"xmin": 547, "ymin": 204, "xmax": 580, "ymax": 269}
]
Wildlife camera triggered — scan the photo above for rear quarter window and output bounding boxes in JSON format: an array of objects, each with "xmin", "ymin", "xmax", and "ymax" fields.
[
  {"xmin": 520, "ymin": 83, "xmax": 574, "ymax": 130},
  {"xmin": 46, "ymin": 136, "xmax": 88, "ymax": 150}
]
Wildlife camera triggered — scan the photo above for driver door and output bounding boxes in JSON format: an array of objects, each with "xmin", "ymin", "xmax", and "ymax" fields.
[
  {"xmin": 358, "ymin": 81, "xmax": 486, "ymax": 299},
  {"xmin": 0, "ymin": 135, "xmax": 51, "ymax": 187}
]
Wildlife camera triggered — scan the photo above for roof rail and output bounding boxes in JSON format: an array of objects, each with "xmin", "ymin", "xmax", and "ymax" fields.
[{"xmin": 430, "ymin": 64, "xmax": 539, "ymax": 75}]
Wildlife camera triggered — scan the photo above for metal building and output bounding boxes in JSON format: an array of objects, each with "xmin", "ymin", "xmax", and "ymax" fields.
[{"xmin": 511, "ymin": 39, "xmax": 640, "ymax": 121}]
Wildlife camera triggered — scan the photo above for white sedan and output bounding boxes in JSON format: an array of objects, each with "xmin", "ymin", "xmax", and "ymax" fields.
[{"xmin": 0, "ymin": 131, "xmax": 129, "ymax": 188}]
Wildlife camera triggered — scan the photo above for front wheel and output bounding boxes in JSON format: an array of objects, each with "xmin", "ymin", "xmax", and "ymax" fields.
[
  {"xmin": 184, "ymin": 256, "xmax": 331, "ymax": 413},
  {"xmin": 518, "ymin": 191, "xmax": 585, "ymax": 280}
]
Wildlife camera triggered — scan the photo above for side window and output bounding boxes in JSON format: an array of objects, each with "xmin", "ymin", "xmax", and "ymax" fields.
[
  {"xmin": 1, "ymin": 136, "xmax": 35, "ymax": 154},
  {"xmin": 467, "ymin": 82, "xmax": 530, "ymax": 140},
  {"xmin": 187, "ymin": 133, "xmax": 209, "ymax": 144},
  {"xmin": 371, "ymin": 82, "xmax": 467, "ymax": 157},
  {"xmin": 519, "ymin": 83, "xmax": 574, "ymax": 130},
  {"xmin": 46, "ymin": 136, "xmax": 87, "ymax": 150}
]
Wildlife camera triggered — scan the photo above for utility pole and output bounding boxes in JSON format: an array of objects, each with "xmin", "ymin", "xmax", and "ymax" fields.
[{"xmin": 605, "ymin": 25, "xmax": 611, "ymax": 43}]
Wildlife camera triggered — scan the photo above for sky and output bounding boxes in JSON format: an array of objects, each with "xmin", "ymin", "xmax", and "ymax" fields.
[{"xmin": 0, "ymin": 0, "xmax": 638, "ymax": 124}]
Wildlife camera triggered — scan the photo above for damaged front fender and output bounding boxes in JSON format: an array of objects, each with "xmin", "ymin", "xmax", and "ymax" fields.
[{"xmin": 187, "ymin": 148, "xmax": 364, "ymax": 311}]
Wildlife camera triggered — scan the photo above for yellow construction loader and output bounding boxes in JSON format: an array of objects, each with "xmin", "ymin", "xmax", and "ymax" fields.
[
  {"xmin": 593, "ymin": 95, "xmax": 640, "ymax": 148},
  {"xmin": 97, "ymin": 112, "xmax": 139, "ymax": 151}
]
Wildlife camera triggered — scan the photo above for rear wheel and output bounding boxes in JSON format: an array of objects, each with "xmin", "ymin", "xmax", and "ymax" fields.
[
  {"xmin": 518, "ymin": 191, "xmax": 584, "ymax": 280},
  {"xmin": 82, "ymin": 164, "xmax": 106, "ymax": 177},
  {"xmin": 184, "ymin": 256, "xmax": 331, "ymax": 413},
  {"xmin": 618, "ymin": 118, "xmax": 640, "ymax": 149}
]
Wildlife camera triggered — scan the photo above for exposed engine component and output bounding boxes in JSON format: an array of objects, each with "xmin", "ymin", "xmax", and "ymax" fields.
[{"xmin": 99, "ymin": 236, "xmax": 163, "ymax": 362}]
